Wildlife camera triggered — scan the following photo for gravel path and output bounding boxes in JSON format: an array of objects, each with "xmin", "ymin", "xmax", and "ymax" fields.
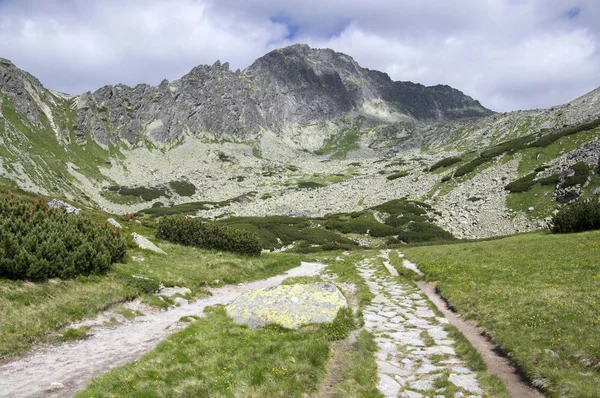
[
  {"xmin": 0, "ymin": 262, "xmax": 325, "ymax": 398},
  {"xmin": 357, "ymin": 253, "xmax": 483, "ymax": 398}
]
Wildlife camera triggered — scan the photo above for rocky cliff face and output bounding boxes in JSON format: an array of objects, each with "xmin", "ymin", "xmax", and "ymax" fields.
[{"xmin": 70, "ymin": 44, "xmax": 493, "ymax": 144}]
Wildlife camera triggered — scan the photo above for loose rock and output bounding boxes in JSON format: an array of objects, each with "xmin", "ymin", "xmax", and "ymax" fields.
[{"xmin": 131, "ymin": 233, "xmax": 166, "ymax": 254}]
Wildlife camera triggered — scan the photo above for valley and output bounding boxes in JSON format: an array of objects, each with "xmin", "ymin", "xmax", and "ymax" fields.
[{"xmin": 0, "ymin": 43, "xmax": 599, "ymax": 398}]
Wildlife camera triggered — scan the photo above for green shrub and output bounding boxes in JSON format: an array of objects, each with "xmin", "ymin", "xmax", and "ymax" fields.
[
  {"xmin": 504, "ymin": 172, "xmax": 537, "ymax": 193},
  {"xmin": 537, "ymin": 173, "xmax": 561, "ymax": 186},
  {"xmin": 551, "ymin": 199, "xmax": 600, "ymax": 233},
  {"xmin": 428, "ymin": 156, "xmax": 462, "ymax": 172},
  {"xmin": 387, "ymin": 171, "xmax": 409, "ymax": 180},
  {"xmin": 529, "ymin": 118, "xmax": 600, "ymax": 148},
  {"xmin": 454, "ymin": 157, "xmax": 488, "ymax": 178},
  {"xmin": 563, "ymin": 162, "xmax": 590, "ymax": 187},
  {"xmin": 0, "ymin": 195, "xmax": 126, "ymax": 281},
  {"xmin": 157, "ymin": 216, "xmax": 262, "ymax": 256},
  {"xmin": 114, "ymin": 186, "xmax": 169, "ymax": 201},
  {"xmin": 297, "ymin": 181, "xmax": 324, "ymax": 189},
  {"xmin": 480, "ymin": 135, "xmax": 537, "ymax": 159},
  {"xmin": 169, "ymin": 181, "xmax": 196, "ymax": 197}
]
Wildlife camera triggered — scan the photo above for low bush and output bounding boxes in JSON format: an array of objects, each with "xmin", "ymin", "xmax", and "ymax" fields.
[
  {"xmin": 387, "ymin": 171, "xmax": 409, "ymax": 180},
  {"xmin": 168, "ymin": 181, "xmax": 196, "ymax": 197},
  {"xmin": 114, "ymin": 186, "xmax": 169, "ymax": 201},
  {"xmin": 563, "ymin": 162, "xmax": 590, "ymax": 187},
  {"xmin": 453, "ymin": 157, "xmax": 488, "ymax": 178},
  {"xmin": 0, "ymin": 195, "xmax": 126, "ymax": 280},
  {"xmin": 157, "ymin": 216, "xmax": 262, "ymax": 256},
  {"xmin": 529, "ymin": 118, "xmax": 600, "ymax": 148},
  {"xmin": 504, "ymin": 172, "xmax": 537, "ymax": 193},
  {"xmin": 297, "ymin": 181, "xmax": 324, "ymax": 189},
  {"xmin": 537, "ymin": 173, "xmax": 561, "ymax": 186},
  {"xmin": 428, "ymin": 156, "xmax": 462, "ymax": 172},
  {"xmin": 551, "ymin": 199, "xmax": 600, "ymax": 233},
  {"xmin": 480, "ymin": 135, "xmax": 537, "ymax": 159}
]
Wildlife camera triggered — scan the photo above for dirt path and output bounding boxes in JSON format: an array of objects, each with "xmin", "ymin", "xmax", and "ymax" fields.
[
  {"xmin": 417, "ymin": 282, "xmax": 545, "ymax": 398},
  {"xmin": 0, "ymin": 262, "xmax": 325, "ymax": 398}
]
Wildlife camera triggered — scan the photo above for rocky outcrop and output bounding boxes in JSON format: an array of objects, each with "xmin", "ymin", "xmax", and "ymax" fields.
[
  {"xmin": 48, "ymin": 199, "xmax": 80, "ymax": 214},
  {"xmin": 69, "ymin": 44, "xmax": 492, "ymax": 144}
]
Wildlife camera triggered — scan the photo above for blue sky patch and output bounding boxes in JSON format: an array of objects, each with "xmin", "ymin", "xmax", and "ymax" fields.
[{"xmin": 565, "ymin": 7, "xmax": 581, "ymax": 19}]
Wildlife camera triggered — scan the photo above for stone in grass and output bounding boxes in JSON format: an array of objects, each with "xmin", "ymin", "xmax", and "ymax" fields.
[
  {"xmin": 157, "ymin": 286, "xmax": 192, "ymax": 298},
  {"xmin": 173, "ymin": 297, "xmax": 189, "ymax": 306},
  {"xmin": 225, "ymin": 283, "xmax": 347, "ymax": 329},
  {"xmin": 48, "ymin": 199, "xmax": 80, "ymax": 214},
  {"xmin": 131, "ymin": 232, "xmax": 166, "ymax": 255},
  {"xmin": 107, "ymin": 218, "xmax": 122, "ymax": 229}
]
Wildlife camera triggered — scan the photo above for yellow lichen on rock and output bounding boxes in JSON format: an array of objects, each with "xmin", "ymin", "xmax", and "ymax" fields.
[{"xmin": 225, "ymin": 283, "xmax": 347, "ymax": 329}]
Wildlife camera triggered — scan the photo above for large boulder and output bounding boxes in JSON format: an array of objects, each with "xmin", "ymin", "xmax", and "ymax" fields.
[
  {"xmin": 131, "ymin": 233, "xmax": 166, "ymax": 254},
  {"xmin": 225, "ymin": 282, "xmax": 347, "ymax": 329}
]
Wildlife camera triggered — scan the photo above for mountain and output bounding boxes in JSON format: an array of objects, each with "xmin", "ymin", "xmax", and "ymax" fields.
[
  {"xmin": 0, "ymin": 45, "xmax": 599, "ymax": 239},
  {"xmin": 69, "ymin": 44, "xmax": 491, "ymax": 145}
]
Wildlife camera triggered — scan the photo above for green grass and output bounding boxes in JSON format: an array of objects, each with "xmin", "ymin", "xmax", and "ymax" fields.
[
  {"xmin": 506, "ymin": 184, "xmax": 556, "ymax": 217},
  {"xmin": 403, "ymin": 230, "xmax": 600, "ymax": 397},
  {"xmin": 1, "ymin": 95, "xmax": 117, "ymax": 197},
  {"xmin": 314, "ymin": 117, "xmax": 363, "ymax": 160},
  {"xmin": 76, "ymin": 306, "xmax": 330, "ymax": 398},
  {"xmin": 60, "ymin": 326, "xmax": 90, "ymax": 341},
  {"xmin": 332, "ymin": 331, "xmax": 382, "ymax": 397}
]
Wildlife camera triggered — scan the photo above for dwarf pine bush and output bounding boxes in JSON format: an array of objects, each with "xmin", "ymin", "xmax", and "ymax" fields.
[
  {"xmin": 551, "ymin": 199, "xmax": 600, "ymax": 233},
  {"xmin": 0, "ymin": 195, "xmax": 126, "ymax": 280},
  {"xmin": 157, "ymin": 215, "xmax": 262, "ymax": 256}
]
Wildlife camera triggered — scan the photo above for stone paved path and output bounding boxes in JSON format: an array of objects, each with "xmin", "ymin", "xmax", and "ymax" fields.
[{"xmin": 356, "ymin": 252, "xmax": 483, "ymax": 398}]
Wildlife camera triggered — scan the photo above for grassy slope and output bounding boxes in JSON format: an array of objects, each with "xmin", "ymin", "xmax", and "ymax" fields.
[{"xmin": 403, "ymin": 230, "xmax": 600, "ymax": 398}]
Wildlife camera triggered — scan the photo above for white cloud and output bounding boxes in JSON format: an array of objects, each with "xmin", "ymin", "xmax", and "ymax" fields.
[{"xmin": 0, "ymin": 0, "xmax": 598, "ymax": 111}]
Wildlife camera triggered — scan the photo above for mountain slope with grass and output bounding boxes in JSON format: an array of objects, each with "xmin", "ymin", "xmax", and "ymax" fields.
[{"xmin": 0, "ymin": 46, "xmax": 599, "ymax": 239}]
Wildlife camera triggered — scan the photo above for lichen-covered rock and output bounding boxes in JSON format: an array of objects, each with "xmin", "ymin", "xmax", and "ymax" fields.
[
  {"xmin": 225, "ymin": 282, "xmax": 347, "ymax": 329},
  {"xmin": 48, "ymin": 199, "xmax": 80, "ymax": 214},
  {"xmin": 131, "ymin": 232, "xmax": 166, "ymax": 254}
]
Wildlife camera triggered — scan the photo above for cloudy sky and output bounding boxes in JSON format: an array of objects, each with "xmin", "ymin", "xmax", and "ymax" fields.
[{"xmin": 0, "ymin": 0, "xmax": 598, "ymax": 112}]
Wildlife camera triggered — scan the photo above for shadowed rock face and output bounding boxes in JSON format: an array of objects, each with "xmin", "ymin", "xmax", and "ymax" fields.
[{"xmin": 0, "ymin": 45, "xmax": 493, "ymax": 145}]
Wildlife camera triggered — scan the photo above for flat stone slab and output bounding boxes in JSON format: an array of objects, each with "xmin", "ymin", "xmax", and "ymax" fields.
[
  {"xmin": 131, "ymin": 233, "xmax": 166, "ymax": 254},
  {"xmin": 225, "ymin": 283, "xmax": 347, "ymax": 329}
]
